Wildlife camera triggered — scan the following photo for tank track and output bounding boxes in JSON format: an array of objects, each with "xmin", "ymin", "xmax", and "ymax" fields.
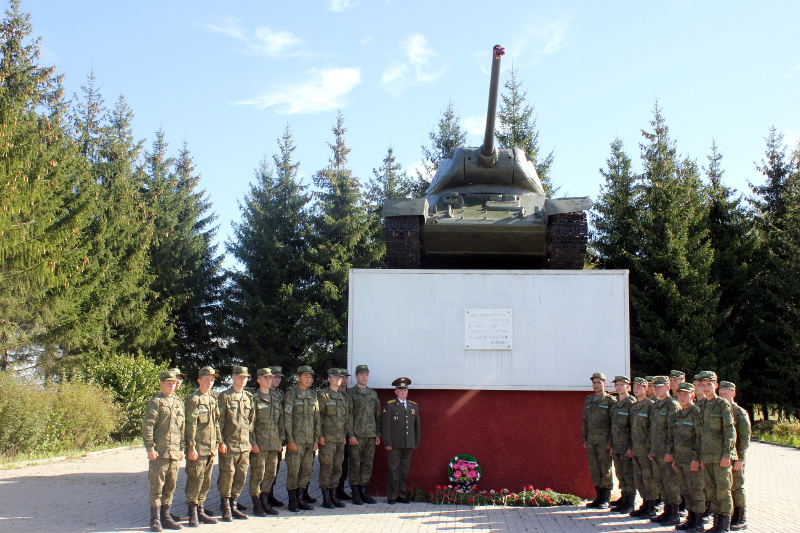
[
  {"xmin": 547, "ymin": 212, "xmax": 588, "ymax": 269},
  {"xmin": 384, "ymin": 216, "xmax": 422, "ymax": 269}
]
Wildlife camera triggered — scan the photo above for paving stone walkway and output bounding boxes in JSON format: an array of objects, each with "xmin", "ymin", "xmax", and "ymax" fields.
[{"xmin": 0, "ymin": 440, "xmax": 794, "ymax": 533}]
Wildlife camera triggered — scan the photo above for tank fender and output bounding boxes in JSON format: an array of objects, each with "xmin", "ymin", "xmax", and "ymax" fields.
[
  {"xmin": 383, "ymin": 198, "xmax": 429, "ymax": 218},
  {"xmin": 545, "ymin": 197, "xmax": 592, "ymax": 217}
]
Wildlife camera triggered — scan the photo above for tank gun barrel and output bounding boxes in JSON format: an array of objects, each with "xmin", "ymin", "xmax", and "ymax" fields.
[{"xmin": 479, "ymin": 45, "xmax": 504, "ymax": 167}]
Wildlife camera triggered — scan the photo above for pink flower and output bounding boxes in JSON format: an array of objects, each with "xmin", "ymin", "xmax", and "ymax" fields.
[
  {"xmin": 466, "ymin": 471, "xmax": 477, "ymax": 479},
  {"xmin": 453, "ymin": 471, "xmax": 463, "ymax": 479},
  {"xmin": 489, "ymin": 489, "xmax": 496, "ymax": 494}
]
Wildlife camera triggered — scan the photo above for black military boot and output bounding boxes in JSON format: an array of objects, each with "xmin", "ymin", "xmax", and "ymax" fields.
[
  {"xmin": 662, "ymin": 503, "xmax": 681, "ymax": 526},
  {"xmin": 597, "ymin": 488, "xmax": 611, "ymax": 509},
  {"xmin": 586, "ymin": 487, "xmax": 603, "ymax": 508},
  {"xmin": 230, "ymin": 497, "xmax": 248, "ymax": 519},
  {"xmin": 361, "ymin": 485, "xmax": 377, "ymax": 504},
  {"xmin": 707, "ymin": 514, "xmax": 720, "ymax": 533},
  {"xmin": 197, "ymin": 503, "xmax": 217, "ymax": 524},
  {"xmin": 287, "ymin": 489, "xmax": 300, "ymax": 513},
  {"xmin": 298, "ymin": 489, "xmax": 314, "ymax": 511},
  {"xmin": 730, "ymin": 508, "xmax": 746, "ymax": 530},
  {"xmin": 220, "ymin": 497, "xmax": 233, "ymax": 522},
  {"xmin": 302, "ymin": 485, "xmax": 317, "ymax": 503},
  {"xmin": 322, "ymin": 488, "xmax": 335, "ymax": 509},
  {"xmin": 150, "ymin": 507, "xmax": 163, "ymax": 532},
  {"xmin": 251, "ymin": 494, "xmax": 266, "ymax": 517},
  {"xmin": 718, "ymin": 514, "xmax": 732, "ymax": 533},
  {"xmin": 351, "ymin": 485, "xmax": 364, "ymax": 505},
  {"xmin": 610, "ymin": 491, "xmax": 624, "ymax": 506},
  {"xmin": 677, "ymin": 510, "xmax": 695, "ymax": 530},
  {"xmin": 186, "ymin": 504, "xmax": 199, "ymax": 528},
  {"xmin": 336, "ymin": 479, "xmax": 352, "ymax": 500},
  {"xmin": 703, "ymin": 502, "xmax": 713, "ymax": 522},
  {"xmin": 629, "ymin": 496, "xmax": 648, "ymax": 517},
  {"xmin": 268, "ymin": 489, "xmax": 284, "ymax": 507},
  {"xmin": 688, "ymin": 511, "xmax": 706, "ymax": 533},
  {"xmin": 331, "ymin": 487, "xmax": 346, "ymax": 508},
  {"xmin": 644, "ymin": 500, "xmax": 659, "ymax": 519},
  {"xmin": 159, "ymin": 505, "xmax": 183, "ymax": 530},
  {"xmin": 652, "ymin": 501, "xmax": 672, "ymax": 522},
  {"xmin": 259, "ymin": 492, "xmax": 279, "ymax": 516},
  {"xmin": 618, "ymin": 492, "xmax": 635, "ymax": 514}
]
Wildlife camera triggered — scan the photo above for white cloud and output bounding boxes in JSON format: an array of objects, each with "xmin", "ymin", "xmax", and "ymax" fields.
[
  {"xmin": 329, "ymin": 0, "xmax": 357, "ymax": 12},
  {"xmin": 462, "ymin": 116, "xmax": 486, "ymax": 137},
  {"xmin": 239, "ymin": 67, "xmax": 362, "ymax": 114},
  {"xmin": 381, "ymin": 33, "xmax": 441, "ymax": 95},
  {"xmin": 200, "ymin": 17, "xmax": 303, "ymax": 57},
  {"xmin": 477, "ymin": 17, "xmax": 573, "ymax": 71}
]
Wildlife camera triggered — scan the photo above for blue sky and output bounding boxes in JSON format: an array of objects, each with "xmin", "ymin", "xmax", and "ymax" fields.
[{"xmin": 29, "ymin": 0, "xmax": 800, "ymax": 263}]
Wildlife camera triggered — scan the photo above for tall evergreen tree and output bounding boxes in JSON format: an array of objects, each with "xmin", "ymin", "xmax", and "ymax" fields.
[
  {"xmin": 225, "ymin": 125, "xmax": 314, "ymax": 373},
  {"xmin": 306, "ymin": 112, "xmax": 383, "ymax": 369},
  {"xmin": 496, "ymin": 68, "xmax": 557, "ymax": 195},
  {"xmin": 415, "ymin": 100, "xmax": 466, "ymax": 197},
  {"xmin": 364, "ymin": 146, "xmax": 414, "ymax": 213}
]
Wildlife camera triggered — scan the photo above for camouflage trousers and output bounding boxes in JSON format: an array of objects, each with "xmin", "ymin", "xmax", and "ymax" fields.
[
  {"xmin": 612, "ymin": 452, "xmax": 635, "ymax": 493},
  {"xmin": 185, "ymin": 454, "xmax": 215, "ymax": 504},
  {"xmin": 704, "ymin": 462, "xmax": 733, "ymax": 516},
  {"xmin": 632, "ymin": 454, "xmax": 658, "ymax": 501},
  {"xmin": 148, "ymin": 456, "xmax": 179, "ymax": 507},
  {"xmin": 318, "ymin": 440, "xmax": 345, "ymax": 488},
  {"xmin": 386, "ymin": 448, "xmax": 413, "ymax": 500},
  {"xmin": 585, "ymin": 443, "xmax": 612, "ymax": 489},
  {"xmin": 732, "ymin": 465, "xmax": 745, "ymax": 508},
  {"xmin": 285, "ymin": 443, "xmax": 315, "ymax": 490},
  {"xmin": 675, "ymin": 464, "xmax": 705, "ymax": 513},
  {"xmin": 249, "ymin": 449, "xmax": 280, "ymax": 496},
  {"xmin": 348, "ymin": 437, "xmax": 376, "ymax": 485},
  {"xmin": 651, "ymin": 456, "xmax": 680, "ymax": 504},
  {"xmin": 218, "ymin": 451, "xmax": 250, "ymax": 498}
]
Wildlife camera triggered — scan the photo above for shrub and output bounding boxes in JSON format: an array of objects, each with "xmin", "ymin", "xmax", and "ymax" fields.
[{"xmin": 0, "ymin": 372, "xmax": 51, "ymax": 457}]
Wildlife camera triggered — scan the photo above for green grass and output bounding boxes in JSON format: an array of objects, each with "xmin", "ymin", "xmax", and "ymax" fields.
[
  {"xmin": 0, "ymin": 438, "xmax": 142, "ymax": 469},
  {"xmin": 752, "ymin": 420, "xmax": 800, "ymax": 448}
]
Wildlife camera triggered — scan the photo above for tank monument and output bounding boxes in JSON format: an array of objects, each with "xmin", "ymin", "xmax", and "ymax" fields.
[{"xmin": 347, "ymin": 46, "xmax": 630, "ymax": 498}]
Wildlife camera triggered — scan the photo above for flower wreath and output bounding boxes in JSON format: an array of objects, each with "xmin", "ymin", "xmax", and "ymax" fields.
[{"xmin": 447, "ymin": 454, "xmax": 481, "ymax": 484}]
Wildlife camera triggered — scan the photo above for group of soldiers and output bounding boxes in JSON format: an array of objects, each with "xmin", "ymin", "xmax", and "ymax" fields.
[
  {"xmin": 141, "ymin": 364, "xmax": 420, "ymax": 532},
  {"xmin": 583, "ymin": 370, "xmax": 751, "ymax": 533}
]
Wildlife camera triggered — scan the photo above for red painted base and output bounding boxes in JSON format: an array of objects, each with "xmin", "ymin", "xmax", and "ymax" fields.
[{"xmin": 364, "ymin": 389, "xmax": 594, "ymax": 499}]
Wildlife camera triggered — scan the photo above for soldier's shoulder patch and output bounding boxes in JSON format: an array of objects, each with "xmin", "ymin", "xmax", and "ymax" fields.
[{"xmin": 285, "ymin": 404, "xmax": 293, "ymax": 413}]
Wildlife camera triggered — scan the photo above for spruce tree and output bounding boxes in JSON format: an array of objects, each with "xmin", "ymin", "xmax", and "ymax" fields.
[
  {"xmin": 415, "ymin": 100, "xmax": 466, "ymax": 196},
  {"xmin": 496, "ymin": 68, "xmax": 557, "ymax": 195},
  {"xmin": 364, "ymin": 146, "xmax": 414, "ymax": 213}
]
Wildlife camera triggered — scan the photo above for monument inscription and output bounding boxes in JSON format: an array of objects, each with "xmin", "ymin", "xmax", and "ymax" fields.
[{"xmin": 464, "ymin": 309, "xmax": 513, "ymax": 350}]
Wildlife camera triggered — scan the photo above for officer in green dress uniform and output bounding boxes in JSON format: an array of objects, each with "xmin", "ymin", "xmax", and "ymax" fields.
[
  {"xmin": 217, "ymin": 366, "xmax": 254, "ymax": 521},
  {"xmin": 629, "ymin": 377, "xmax": 659, "ymax": 519},
  {"xmin": 248, "ymin": 368, "xmax": 282, "ymax": 516},
  {"xmin": 719, "ymin": 381, "xmax": 750, "ymax": 531},
  {"xmin": 649, "ymin": 375, "xmax": 681, "ymax": 526},
  {"xmin": 143, "ymin": 369, "xmax": 185, "ymax": 532},
  {"xmin": 317, "ymin": 368, "xmax": 351, "ymax": 508},
  {"xmin": 582, "ymin": 372, "xmax": 614, "ymax": 509},
  {"xmin": 184, "ymin": 366, "xmax": 221, "ymax": 527},
  {"xmin": 267, "ymin": 366, "xmax": 286, "ymax": 508},
  {"xmin": 346, "ymin": 364, "xmax": 382, "ymax": 505},
  {"xmin": 698, "ymin": 370, "xmax": 736, "ymax": 533},
  {"xmin": 283, "ymin": 365, "xmax": 321, "ymax": 512},
  {"xmin": 381, "ymin": 377, "xmax": 420, "ymax": 504},
  {"xmin": 609, "ymin": 375, "xmax": 636, "ymax": 514},
  {"xmin": 672, "ymin": 382, "xmax": 705, "ymax": 532}
]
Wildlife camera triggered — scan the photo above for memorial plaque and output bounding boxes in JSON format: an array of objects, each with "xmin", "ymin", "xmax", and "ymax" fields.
[{"xmin": 464, "ymin": 309, "xmax": 513, "ymax": 350}]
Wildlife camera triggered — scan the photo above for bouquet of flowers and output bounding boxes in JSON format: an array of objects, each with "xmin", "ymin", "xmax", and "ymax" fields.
[{"xmin": 447, "ymin": 454, "xmax": 481, "ymax": 485}]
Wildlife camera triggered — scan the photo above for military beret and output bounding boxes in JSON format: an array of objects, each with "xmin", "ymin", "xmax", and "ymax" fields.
[
  {"xmin": 168, "ymin": 368, "xmax": 186, "ymax": 380},
  {"xmin": 392, "ymin": 377, "xmax": 412, "ymax": 389},
  {"xmin": 232, "ymin": 366, "xmax": 251, "ymax": 377},
  {"xmin": 719, "ymin": 381, "xmax": 736, "ymax": 391},
  {"xmin": 590, "ymin": 372, "xmax": 606, "ymax": 381},
  {"xmin": 257, "ymin": 368, "xmax": 273, "ymax": 378},
  {"xmin": 159, "ymin": 370, "xmax": 182, "ymax": 382},
  {"xmin": 695, "ymin": 370, "xmax": 718, "ymax": 381},
  {"xmin": 355, "ymin": 364, "xmax": 370, "ymax": 374},
  {"xmin": 644, "ymin": 376, "xmax": 655, "ymax": 384},
  {"xmin": 632, "ymin": 377, "xmax": 649, "ymax": 386},
  {"xmin": 612, "ymin": 375, "xmax": 630, "ymax": 383},
  {"xmin": 269, "ymin": 366, "xmax": 284, "ymax": 377},
  {"xmin": 652, "ymin": 376, "xmax": 669, "ymax": 385},
  {"xmin": 669, "ymin": 370, "xmax": 685, "ymax": 379},
  {"xmin": 198, "ymin": 366, "xmax": 219, "ymax": 378},
  {"xmin": 677, "ymin": 382, "xmax": 695, "ymax": 392},
  {"xmin": 296, "ymin": 365, "xmax": 315, "ymax": 375}
]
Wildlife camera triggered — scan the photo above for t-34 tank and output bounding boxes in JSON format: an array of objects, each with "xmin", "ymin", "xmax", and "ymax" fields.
[{"xmin": 383, "ymin": 45, "xmax": 590, "ymax": 269}]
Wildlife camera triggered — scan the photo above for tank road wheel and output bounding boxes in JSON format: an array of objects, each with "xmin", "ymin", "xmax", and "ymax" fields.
[
  {"xmin": 546, "ymin": 212, "xmax": 588, "ymax": 269},
  {"xmin": 384, "ymin": 216, "xmax": 422, "ymax": 269}
]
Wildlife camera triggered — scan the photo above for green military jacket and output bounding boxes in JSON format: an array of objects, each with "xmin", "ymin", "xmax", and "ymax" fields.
[
  {"xmin": 318, "ymin": 387, "xmax": 351, "ymax": 442},
  {"xmin": 381, "ymin": 399, "xmax": 420, "ymax": 449},
  {"xmin": 649, "ymin": 395, "xmax": 679, "ymax": 457},
  {"xmin": 272, "ymin": 388, "xmax": 287, "ymax": 445},
  {"xmin": 700, "ymin": 396, "xmax": 736, "ymax": 463},
  {"xmin": 250, "ymin": 389, "xmax": 284, "ymax": 451},
  {"xmin": 142, "ymin": 392, "xmax": 185, "ymax": 459},
  {"xmin": 283, "ymin": 386, "xmax": 320, "ymax": 444},
  {"xmin": 630, "ymin": 396, "xmax": 654, "ymax": 457},
  {"xmin": 695, "ymin": 396, "xmax": 707, "ymax": 412},
  {"xmin": 218, "ymin": 388, "xmax": 255, "ymax": 453},
  {"xmin": 582, "ymin": 392, "xmax": 614, "ymax": 445},
  {"xmin": 346, "ymin": 385, "xmax": 382, "ymax": 439},
  {"xmin": 184, "ymin": 389, "xmax": 221, "ymax": 456},
  {"xmin": 673, "ymin": 403, "xmax": 702, "ymax": 467},
  {"xmin": 731, "ymin": 403, "xmax": 751, "ymax": 463},
  {"xmin": 610, "ymin": 394, "xmax": 636, "ymax": 453}
]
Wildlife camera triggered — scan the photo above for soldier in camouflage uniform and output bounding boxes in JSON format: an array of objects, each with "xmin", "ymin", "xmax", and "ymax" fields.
[
  {"xmin": 217, "ymin": 366, "xmax": 254, "ymax": 521},
  {"xmin": 267, "ymin": 366, "xmax": 286, "ymax": 508},
  {"xmin": 672, "ymin": 382, "xmax": 705, "ymax": 532},
  {"xmin": 645, "ymin": 376, "xmax": 657, "ymax": 399},
  {"xmin": 582, "ymin": 372, "xmax": 614, "ymax": 508},
  {"xmin": 698, "ymin": 371, "xmax": 736, "ymax": 533},
  {"xmin": 692, "ymin": 373, "xmax": 712, "ymax": 522},
  {"xmin": 143, "ymin": 369, "xmax": 185, "ymax": 532},
  {"xmin": 649, "ymin": 375, "xmax": 681, "ymax": 526},
  {"xmin": 284, "ymin": 365, "xmax": 321, "ymax": 512},
  {"xmin": 184, "ymin": 366, "xmax": 221, "ymax": 527},
  {"xmin": 346, "ymin": 364, "xmax": 382, "ymax": 505},
  {"xmin": 670, "ymin": 370, "xmax": 686, "ymax": 396},
  {"xmin": 719, "ymin": 381, "xmax": 750, "ymax": 531},
  {"xmin": 609, "ymin": 375, "xmax": 636, "ymax": 514},
  {"xmin": 629, "ymin": 377, "xmax": 659, "ymax": 518},
  {"xmin": 248, "ymin": 368, "xmax": 283, "ymax": 516},
  {"xmin": 317, "ymin": 368, "xmax": 351, "ymax": 508}
]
